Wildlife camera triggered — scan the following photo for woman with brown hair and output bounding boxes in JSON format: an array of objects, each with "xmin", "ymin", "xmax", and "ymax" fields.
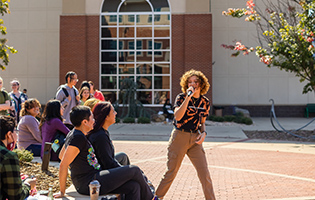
[
  {"xmin": 88, "ymin": 101, "xmax": 154, "ymax": 199},
  {"xmin": 79, "ymin": 86, "xmax": 91, "ymax": 105},
  {"xmin": 39, "ymin": 99, "xmax": 70, "ymax": 161},
  {"xmin": 155, "ymin": 69, "xmax": 216, "ymax": 200},
  {"xmin": 17, "ymin": 98, "xmax": 42, "ymax": 156}
]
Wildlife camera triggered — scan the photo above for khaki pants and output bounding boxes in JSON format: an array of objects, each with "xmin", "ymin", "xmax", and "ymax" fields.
[{"xmin": 156, "ymin": 129, "xmax": 216, "ymax": 200}]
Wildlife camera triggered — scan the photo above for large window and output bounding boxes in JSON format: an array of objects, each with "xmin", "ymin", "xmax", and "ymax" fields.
[{"xmin": 100, "ymin": 0, "xmax": 171, "ymax": 105}]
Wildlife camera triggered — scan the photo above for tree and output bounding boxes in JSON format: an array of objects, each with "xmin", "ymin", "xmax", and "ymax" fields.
[
  {"xmin": 0, "ymin": 0, "xmax": 17, "ymax": 70},
  {"xmin": 222, "ymin": 0, "xmax": 315, "ymax": 94}
]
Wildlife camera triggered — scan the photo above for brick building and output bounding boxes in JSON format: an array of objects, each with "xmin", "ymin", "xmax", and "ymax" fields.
[{"xmin": 1, "ymin": 0, "xmax": 313, "ymax": 117}]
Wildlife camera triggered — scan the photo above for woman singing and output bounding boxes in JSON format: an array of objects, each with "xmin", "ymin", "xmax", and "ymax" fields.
[{"xmin": 155, "ymin": 69, "xmax": 216, "ymax": 200}]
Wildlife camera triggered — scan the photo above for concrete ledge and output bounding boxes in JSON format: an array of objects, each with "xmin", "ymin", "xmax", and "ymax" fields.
[{"xmin": 55, "ymin": 184, "xmax": 120, "ymax": 200}]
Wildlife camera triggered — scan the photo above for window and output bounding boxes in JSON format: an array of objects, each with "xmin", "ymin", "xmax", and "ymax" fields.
[{"xmin": 100, "ymin": 0, "xmax": 171, "ymax": 105}]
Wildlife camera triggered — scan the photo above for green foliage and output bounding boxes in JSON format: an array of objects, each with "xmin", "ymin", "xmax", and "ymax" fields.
[
  {"xmin": 223, "ymin": 115, "xmax": 237, "ymax": 122},
  {"xmin": 211, "ymin": 116, "xmax": 225, "ymax": 122},
  {"xmin": 0, "ymin": 0, "xmax": 17, "ymax": 70},
  {"xmin": 242, "ymin": 117, "xmax": 253, "ymax": 125},
  {"xmin": 137, "ymin": 117, "xmax": 151, "ymax": 124},
  {"xmin": 209, "ymin": 114, "xmax": 253, "ymax": 125},
  {"xmin": 235, "ymin": 112, "xmax": 244, "ymax": 117},
  {"xmin": 222, "ymin": 0, "xmax": 315, "ymax": 94},
  {"xmin": 13, "ymin": 149, "xmax": 33, "ymax": 162},
  {"xmin": 123, "ymin": 117, "xmax": 135, "ymax": 123},
  {"xmin": 115, "ymin": 117, "xmax": 120, "ymax": 123}
]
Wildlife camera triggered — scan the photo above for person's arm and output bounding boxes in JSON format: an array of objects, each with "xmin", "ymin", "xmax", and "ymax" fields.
[
  {"xmin": 195, "ymin": 99, "xmax": 210, "ymax": 144},
  {"xmin": 195, "ymin": 121, "xmax": 207, "ymax": 144},
  {"xmin": 56, "ymin": 88, "xmax": 69, "ymax": 108},
  {"xmin": 2, "ymin": 153, "xmax": 31, "ymax": 199},
  {"xmin": 25, "ymin": 116, "xmax": 42, "ymax": 143},
  {"xmin": 92, "ymin": 133, "xmax": 120, "ymax": 169},
  {"xmin": 174, "ymin": 96, "xmax": 191, "ymax": 121},
  {"xmin": 0, "ymin": 92, "xmax": 11, "ymax": 111},
  {"xmin": 54, "ymin": 119, "xmax": 70, "ymax": 135},
  {"xmin": 54, "ymin": 145, "xmax": 80, "ymax": 198},
  {"xmin": 0, "ymin": 99, "xmax": 10, "ymax": 111}
]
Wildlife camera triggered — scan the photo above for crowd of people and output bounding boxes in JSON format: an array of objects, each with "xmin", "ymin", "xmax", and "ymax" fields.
[{"xmin": 0, "ymin": 70, "xmax": 216, "ymax": 200}]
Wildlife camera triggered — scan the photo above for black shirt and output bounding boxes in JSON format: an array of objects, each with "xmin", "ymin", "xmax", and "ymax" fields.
[
  {"xmin": 173, "ymin": 93, "xmax": 210, "ymax": 131},
  {"xmin": 88, "ymin": 128, "xmax": 121, "ymax": 170},
  {"xmin": 64, "ymin": 129, "xmax": 100, "ymax": 187}
]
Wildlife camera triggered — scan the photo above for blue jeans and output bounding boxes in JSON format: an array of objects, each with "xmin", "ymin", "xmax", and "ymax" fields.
[{"xmin": 26, "ymin": 144, "xmax": 41, "ymax": 156}]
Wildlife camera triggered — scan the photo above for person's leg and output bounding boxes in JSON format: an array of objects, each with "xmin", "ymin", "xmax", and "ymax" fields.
[
  {"xmin": 96, "ymin": 165, "xmax": 153, "ymax": 200},
  {"xmin": 115, "ymin": 152, "xmax": 130, "ymax": 165},
  {"xmin": 26, "ymin": 144, "xmax": 41, "ymax": 156},
  {"xmin": 155, "ymin": 129, "xmax": 190, "ymax": 199},
  {"xmin": 110, "ymin": 180, "xmax": 140, "ymax": 200},
  {"xmin": 187, "ymin": 141, "xmax": 216, "ymax": 200}
]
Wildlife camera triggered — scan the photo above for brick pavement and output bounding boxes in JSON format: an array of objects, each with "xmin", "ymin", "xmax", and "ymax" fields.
[{"xmin": 113, "ymin": 140, "xmax": 315, "ymax": 200}]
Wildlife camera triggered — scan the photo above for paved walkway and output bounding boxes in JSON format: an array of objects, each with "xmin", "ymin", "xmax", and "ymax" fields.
[{"xmin": 48, "ymin": 118, "xmax": 315, "ymax": 200}]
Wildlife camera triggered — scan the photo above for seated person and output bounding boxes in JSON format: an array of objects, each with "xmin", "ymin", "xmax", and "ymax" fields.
[
  {"xmin": 40, "ymin": 99, "xmax": 70, "ymax": 161},
  {"xmin": 17, "ymin": 98, "xmax": 42, "ymax": 156},
  {"xmin": 54, "ymin": 106, "xmax": 154, "ymax": 200},
  {"xmin": 83, "ymin": 98, "xmax": 101, "ymax": 110},
  {"xmin": 0, "ymin": 115, "xmax": 36, "ymax": 200},
  {"xmin": 163, "ymin": 98, "xmax": 174, "ymax": 120},
  {"xmin": 88, "ymin": 102, "xmax": 132, "ymax": 169}
]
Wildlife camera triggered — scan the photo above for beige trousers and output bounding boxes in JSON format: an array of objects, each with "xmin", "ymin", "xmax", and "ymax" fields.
[{"xmin": 156, "ymin": 128, "xmax": 216, "ymax": 200}]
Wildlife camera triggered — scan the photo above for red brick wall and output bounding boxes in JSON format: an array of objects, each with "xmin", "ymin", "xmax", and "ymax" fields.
[
  {"xmin": 60, "ymin": 14, "xmax": 213, "ymax": 104},
  {"xmin": 60, "ymin": 15, "xmax": 100, "ymax": 89},
  {"xmin": 171, "ymin": 14, "xmax": 213, "ymax": 105}
]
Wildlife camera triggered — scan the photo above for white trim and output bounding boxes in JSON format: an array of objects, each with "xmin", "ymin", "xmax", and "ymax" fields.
[{"xmin": 100, "ymin": 0, "xmax": 172, "ymax": 105}]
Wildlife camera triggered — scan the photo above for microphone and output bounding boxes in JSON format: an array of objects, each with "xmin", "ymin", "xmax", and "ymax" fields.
[{"xmin": 188, "ymin": 87, "xmax": 195, "ymax": 97}]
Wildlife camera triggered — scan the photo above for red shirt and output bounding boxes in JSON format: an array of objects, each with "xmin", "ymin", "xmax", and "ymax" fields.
[{"xmin": 93, "ymin": 90, "xmax": 105, "ymax": 101}]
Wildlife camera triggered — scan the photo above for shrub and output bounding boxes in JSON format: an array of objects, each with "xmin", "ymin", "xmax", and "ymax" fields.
[
  {"xmin": 208, "ymin": 115, "xmax": 215, "ymax": 121},
  {"xmin": 223, "ymin": 115, "xmax": 236, "ymax": 122},
  {"xmin": 116, "ymin": 117, "xmax": 120, "ymax": 123},
  {"xmin": 212, "ymin": 116, "xmax": 224, "ymax": 122},
  {"xmin": 137, "ymin": 117, "xmax": 150, "ymax": 124},
  {"xmin": 235, "ymin": 112, "xmax": 244, "ymax": 117},
  {"xmin": 241, "ymin": 117, "xmax": 253, "ymax": 125},
  {"xmin": 123, "ymin": 117, "xmax": 135, "ymax": 123},
  {"xmin": 12, "ymin": 149, "xmax": 33, "ymax": 162}
]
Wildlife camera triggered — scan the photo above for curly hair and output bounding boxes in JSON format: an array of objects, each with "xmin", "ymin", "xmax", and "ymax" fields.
[
  {"xmin": 180, "ymin": 69, "xmax": 210, "ymax": 95},
  {"xmin": 20, "ymin": 98, "xmax": 41, "ymax": 117}
]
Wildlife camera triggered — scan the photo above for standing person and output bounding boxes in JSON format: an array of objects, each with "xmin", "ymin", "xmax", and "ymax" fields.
[
  {"xmin": 22, "ymin": 89, "xmax": 28, "ymax": 99},
  {"xmin": 0, "ymin": 115, "xmax": 37, "ymax": 200},
  {"xmin": 53, "ymin": 106, "xmax": 154, "ymax": 200},
  {"xmin": 88, "ymin": 81, "xmax": 105, "ymax": 101},
  {"xmin": 40, "ymin": 99, "xmax": 70, "ymax": 161},
  {"xmin": 0, "ymin": 77, "xmax": 11, "ymax": 116},
  {"xmin": 79, "ymin": 86, "xmax": 91, "ymax": 105},
  {"xmin": 56, "ymin": 71, "xmax": 80, "ymax": 124},
  {"xmin": 155, "ymin": 69, "xmax": 216, "ymax": 200},
  {"xmin": 17, "ymin": 98, "xmax": 42, "ymax": 156},
  {"xmin": 9, "ymin": 79, "xmax": 28, "ymax": 122}
]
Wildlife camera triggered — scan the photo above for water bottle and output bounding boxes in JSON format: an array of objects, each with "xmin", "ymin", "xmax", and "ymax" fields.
[
  {"xmin": 51, "ymin": 139, "xmax": 60, "ymax": 153},
  {"xmin": 47, "ymin": 185, "xmax": 54, "ymax": 200}
]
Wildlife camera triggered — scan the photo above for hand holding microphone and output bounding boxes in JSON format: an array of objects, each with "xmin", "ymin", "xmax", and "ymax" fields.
[{"xmin": 187, "ymin": 86, "xmax": 195, "ymax": 97}]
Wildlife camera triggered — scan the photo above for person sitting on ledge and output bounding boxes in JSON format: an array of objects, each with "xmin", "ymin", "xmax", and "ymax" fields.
[
  {"xmin": 0, "ymin": 115, "xmax": 36, "ymax": 200},
  {"xmin": 54, "ymin": 105, "xmax": 154, "ymax": 200}
]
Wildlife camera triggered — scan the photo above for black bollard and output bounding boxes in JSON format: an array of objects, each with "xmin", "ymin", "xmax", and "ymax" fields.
[{"xmin": 42, "ymin": 142, "xmax": 52, "ymax": 171}]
